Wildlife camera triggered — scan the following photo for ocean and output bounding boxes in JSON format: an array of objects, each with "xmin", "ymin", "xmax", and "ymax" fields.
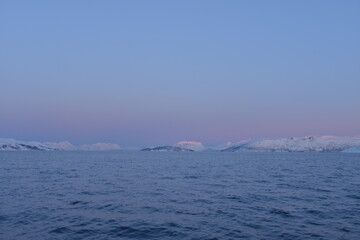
[{"xmin": 1, "ymin": 151, "xmax": 359, "ymax": 239}]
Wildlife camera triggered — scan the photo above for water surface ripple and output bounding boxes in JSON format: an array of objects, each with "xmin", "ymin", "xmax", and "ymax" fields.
[{"xmin": 1, "ymin": 152, "xmax": 360, "ymax": 239}]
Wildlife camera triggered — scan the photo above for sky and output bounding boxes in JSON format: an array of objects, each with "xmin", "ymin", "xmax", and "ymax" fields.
[{"xmin": 1, "ymin": 0, "xmax": 360, "ymax": 146}]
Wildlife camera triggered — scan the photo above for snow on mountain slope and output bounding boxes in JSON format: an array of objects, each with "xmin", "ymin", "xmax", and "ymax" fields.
[
  {"xmin": 142, "ymin": 141, "xmax": 204, "ymax": 152},
  {"xmin": 0, "ymin": 138, "xmax": 58, "ymax": 151},
  {"xmin": 342, "ymin": 146, "xmax": 360, "ymax": 153},
  {"xmin": 1, "ymin": 139, "xmax": 121, "ymax": 151},
  {"xmin": 174, "ymin": 141, "xmax": 204, "ymax": 151},
  {"xmin": 222, "ymin": 136, "xmax": 360, "ymax": 152},
  {"xmin": 141, "ymin": 146, "xmax": 194, "ymax": 152}
]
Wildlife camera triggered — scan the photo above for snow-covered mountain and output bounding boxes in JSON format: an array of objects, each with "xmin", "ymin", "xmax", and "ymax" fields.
[
  {"xmin": 2, "ymin": 136, "xmax": 360, "ymax": 152},
  {"xmin": 141, "ymin": 146, "xmax": 194, "ymax": 152},
  {"xmin": 174, "ymin": 141, "xmax": 204, "ymax": 151},
  {"xmin": 0, "ymin": 139, "xmax": 121, "ymax": 151},
  {"xmin": 342, "ymin": 146, "xmax": 360, "ymax": 153},
  {"xmin": 142, "ymin": 141, "xmax": 204, "ymax": 152},
  {"xmin": 0, "ymin": 138, "xmax": 58, "ymax": 151},
  {"xmin": 222, "ymin": 136, "xmax": 360, "ymax": 152}
]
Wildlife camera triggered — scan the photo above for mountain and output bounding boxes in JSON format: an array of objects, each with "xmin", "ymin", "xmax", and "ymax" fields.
[
  {"xmin": 2, "ymin": 136, "xmax": 360, "ymax": 152},
  {"xmin": 141, "ymin": 146, "xmax": 194, "ymax": 152},
  {"xmin": 222, "ymin": 136, "xmax": 360, "ymax": 152},
  {"xmin": 174, "ymin": 141, "xmax": 204, "ymax": 151},
  {"xmin": 0, "ymin": 138, "xmax": 58, "ymax": 151},
  {"xmin": 342, "ymin": 146, "xmax": 360, "ymax": 153},
  {"xmin": 0, "ymin": 139, "xmax": 121, "ymax": 151}
]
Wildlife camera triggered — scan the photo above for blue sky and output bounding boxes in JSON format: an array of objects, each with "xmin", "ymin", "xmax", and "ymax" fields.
[{"xmin": 1, "ymin": 0, "xmax": 359, "ymax": 146}]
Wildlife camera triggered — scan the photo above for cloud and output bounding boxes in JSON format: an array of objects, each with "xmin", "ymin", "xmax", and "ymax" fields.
[{"xmin": 78, "ymin": 143, "xmax": 121, "ymax": 151}]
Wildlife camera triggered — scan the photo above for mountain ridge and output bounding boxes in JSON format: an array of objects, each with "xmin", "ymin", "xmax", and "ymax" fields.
[
  {"xmin": 1, "ymin": 136, "xmax": 360, "ymax": 152},
  {"xmin": 222, "ymin": 136, "xmax": 360, "ymax": 152}
]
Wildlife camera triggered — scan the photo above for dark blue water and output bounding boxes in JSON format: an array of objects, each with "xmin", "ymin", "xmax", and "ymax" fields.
[{"xmin": 0, "ymin": 152, "xmax": 360, "ymax": 240}]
